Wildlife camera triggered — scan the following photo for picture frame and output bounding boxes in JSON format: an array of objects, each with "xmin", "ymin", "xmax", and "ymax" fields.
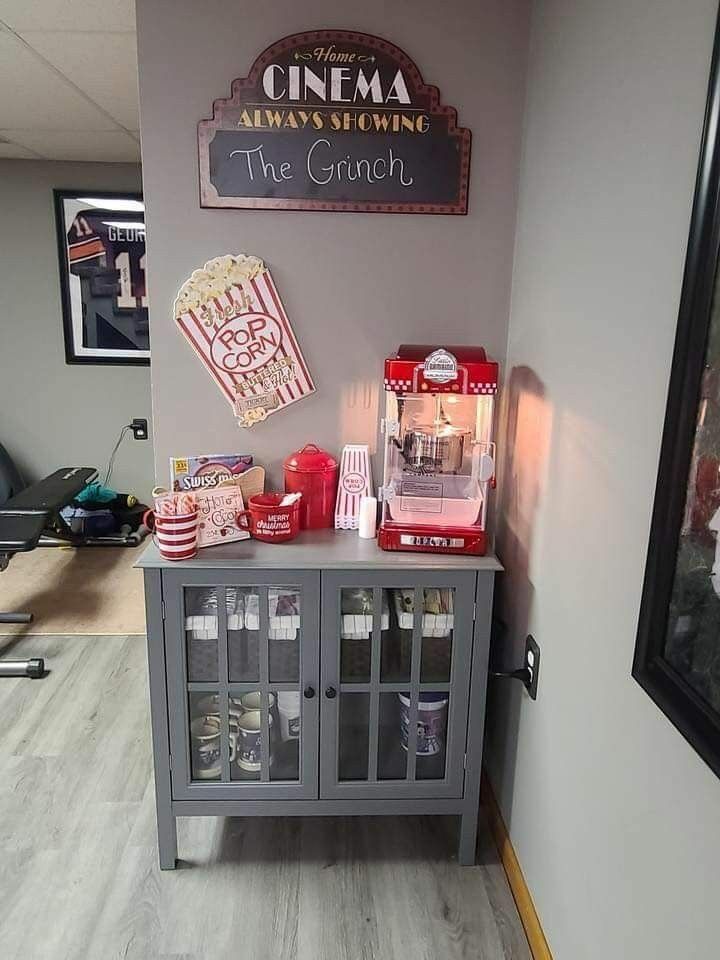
[
  {"xmin": 53, "ymin": 189, "xmax": 150, "ymax": 365},
  {"xmin": 634, "ymin": 17, "xmax": 720, "ymax": 777}
]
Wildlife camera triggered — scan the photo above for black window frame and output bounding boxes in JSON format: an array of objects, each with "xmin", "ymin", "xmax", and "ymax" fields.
[{"xmin": 633, "ymin": 12, "xmax": 720, "ymax": 777}]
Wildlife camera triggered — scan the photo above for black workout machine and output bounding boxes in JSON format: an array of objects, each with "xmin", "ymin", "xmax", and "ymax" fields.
[
  {"xmin": 0, "ymin": 466, "xmax": 98, "ymax": 677},
  {"xmin": 0, "ymin": 458, "xmax": 148, "ymax": 678}
]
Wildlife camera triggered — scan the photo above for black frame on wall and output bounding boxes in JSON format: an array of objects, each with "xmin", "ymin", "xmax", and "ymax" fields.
[
  {"xmin": 53, "ymin": 188, "xmax": 150, "ymax": 366},
  {"xmin": 634, "ymin": 14, "xmax": 720, "ymax": 777}
]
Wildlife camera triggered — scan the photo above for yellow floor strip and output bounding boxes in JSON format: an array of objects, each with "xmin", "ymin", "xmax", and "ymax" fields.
[{"xmin": 481, "ymin": 774, "xmax": 553, "ymax": 960}]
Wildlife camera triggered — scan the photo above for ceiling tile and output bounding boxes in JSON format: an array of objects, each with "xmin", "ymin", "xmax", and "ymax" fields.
[
  {"xmin": 23, "ymin": 30, "xmax": 139, "ymax": 128},
  {"xmin": 0, "ymin": 138, "xmax": 41, "ymax": 158},
  {"xmin": 0, "ymin": 32, "xmax": 116, "ymax": 129},
  {"xmin": 6, "ymin": 129, "xmax": 140, "ymax": 162},
  {"xmin": 0, "ymin": 0, "xmax": 135, "ymax": 33}
]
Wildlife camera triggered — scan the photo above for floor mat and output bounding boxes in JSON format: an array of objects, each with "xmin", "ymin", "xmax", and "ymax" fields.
[{"xmin": 0, "ymin": 547, "xmax": 146, "ymax": 635}]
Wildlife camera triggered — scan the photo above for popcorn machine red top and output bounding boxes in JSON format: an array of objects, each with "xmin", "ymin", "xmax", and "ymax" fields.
[{"xmin": 378, "ymin": 345, "xmax": 498, "ymax": 555}]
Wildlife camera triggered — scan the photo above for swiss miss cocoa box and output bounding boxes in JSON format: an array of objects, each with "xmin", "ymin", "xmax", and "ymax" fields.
[
  {"xmin": 169, "ymin": 454, "xmax": 253, "ymax": 548},
  {"xmin": 174, "ymin": 254, "xmax": 315, "ymax": 428},
  {"xmin": 169, "ymin": 454, "xmax": 253, "ymax": 492}
]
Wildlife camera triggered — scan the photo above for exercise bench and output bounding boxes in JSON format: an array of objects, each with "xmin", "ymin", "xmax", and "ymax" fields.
[{"xmin": 0, "ymin": 466, "xmax": 97, "ymax": 678}]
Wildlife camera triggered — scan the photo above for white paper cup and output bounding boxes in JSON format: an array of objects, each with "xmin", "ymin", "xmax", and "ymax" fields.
[{"xmin": 277, "ymin": 691, "xmax": 301, "ymax": 741}]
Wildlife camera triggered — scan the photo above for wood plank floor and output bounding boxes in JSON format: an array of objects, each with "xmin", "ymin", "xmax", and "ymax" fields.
[{"xmin": 0, "ymin": 634, "xmax": 531, "ymax": 960}]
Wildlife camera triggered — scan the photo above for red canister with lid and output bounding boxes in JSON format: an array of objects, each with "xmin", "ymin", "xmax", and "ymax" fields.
[{"xmin": 283, "ymin": 444, "xmax": 338, "ymax": 529}]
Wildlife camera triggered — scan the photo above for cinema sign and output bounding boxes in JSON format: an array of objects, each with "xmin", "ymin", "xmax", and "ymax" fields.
[{"xmin": 198, "ymin": 30, "xmax": 472, "ymax": 214}]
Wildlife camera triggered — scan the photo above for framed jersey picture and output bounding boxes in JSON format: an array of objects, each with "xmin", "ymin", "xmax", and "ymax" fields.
[{"xmin": 54, "ymin": 190, "xmax": 150, "ymax": 365}]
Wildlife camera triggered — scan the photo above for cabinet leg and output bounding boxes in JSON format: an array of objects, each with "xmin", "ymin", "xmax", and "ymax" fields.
[
  {"xmin": 144, "ymin": 570, "xmax": 178, "ymax": 871},
  {"xmin": 157, "ymin": 808, "xmax": 178, "ymax": 870},
  {"xmin": 458, "ymin": 811, "xmax": 478, "ymax": 866}
]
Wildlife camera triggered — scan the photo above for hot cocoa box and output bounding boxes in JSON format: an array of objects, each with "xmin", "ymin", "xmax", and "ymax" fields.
[
  {"xmin": 170, "ymin": 454, "xmax": 253, "ymax": 492},
  {"xmin": 194, "ymin": 485, "xmax": 249, "ymax": 547}
]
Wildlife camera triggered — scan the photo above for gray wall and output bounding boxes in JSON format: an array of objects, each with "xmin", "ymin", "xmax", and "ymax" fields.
[
  {"xmin": 136, "ymin": 0, "xmax": 530, "ymax": 489},
  {"xmin": 487, "ymin": 1, "xmax": 720, "ymax": 958},
  {"xmin": 0, "ymin": 160, "xmax": 154, "ymax": 500}
]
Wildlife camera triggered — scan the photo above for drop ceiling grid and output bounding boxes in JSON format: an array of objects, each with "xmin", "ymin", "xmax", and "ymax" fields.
[{"xmin": 0, "ymin": 0, "xmax": 139, "ymax": 161}]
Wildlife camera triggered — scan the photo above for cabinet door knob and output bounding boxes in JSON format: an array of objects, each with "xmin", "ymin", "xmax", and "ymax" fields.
[
  {"xmin": 303, "ymin": 685, "xmax": 315, "ymax": 699},
  {"xmin": 325, "ymin": 685, "xmax": 337, "ymax": 699}
]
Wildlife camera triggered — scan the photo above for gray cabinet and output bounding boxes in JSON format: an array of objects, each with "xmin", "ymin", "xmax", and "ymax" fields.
[
  {"xmin": 320, "ymin": 570, "xmax": 476, "ymax": 801},
  {"xmin": 163, "ymin": 568, "xmax": 319, "ymax": 801},
  {"xmin": 138, "ymin": 533, "xmax": 501, "ymax": 869}
]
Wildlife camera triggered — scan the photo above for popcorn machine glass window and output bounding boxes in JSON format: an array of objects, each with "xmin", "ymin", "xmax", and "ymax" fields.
[{"xmin": 378, "ymin": 345, "xmax": 497, "ymax": 556}]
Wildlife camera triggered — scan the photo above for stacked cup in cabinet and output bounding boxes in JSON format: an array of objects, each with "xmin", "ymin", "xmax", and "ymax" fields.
[
  {"xmin": 394, "ymin": 588, "xmax": 454, "ymax": 757},
  {"xmin": 340, "ymin": 587, "xmax": 454, "ymax": 758},
  {"xmin": 340, "ymin": 587, "xmax": 390, "ymax": 681},
  {"xmin": 185, "ymin": 587, "xmax": 302, "ymax": 747},
  {"xmin": 185, "ymin": 588, "xmax": 300, "ymax": 655}
]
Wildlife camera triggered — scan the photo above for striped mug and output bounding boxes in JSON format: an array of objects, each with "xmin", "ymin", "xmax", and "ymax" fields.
[{"xmin": 143, "ymin": 508, "xmax": 199, "ymax": 561}]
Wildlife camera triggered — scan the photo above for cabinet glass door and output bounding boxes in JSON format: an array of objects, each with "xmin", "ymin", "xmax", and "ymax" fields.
[
  {"xmin": 321, "ymin": 572, "xmax": 475, "ymax": 799},
  {"xmin": 165, "ymin": 570, "xmax": 319, "ymax": 800}
]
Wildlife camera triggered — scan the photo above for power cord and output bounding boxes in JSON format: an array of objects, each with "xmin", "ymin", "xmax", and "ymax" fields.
[{"xmin": 104, "ymin": 423, "xmax": 132, "ymax": 486}]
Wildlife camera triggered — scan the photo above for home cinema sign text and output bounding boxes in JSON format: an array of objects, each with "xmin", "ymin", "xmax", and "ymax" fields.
[{"xmin": 198, "ymin": 31, "xmax": 471, "ymax": 214}]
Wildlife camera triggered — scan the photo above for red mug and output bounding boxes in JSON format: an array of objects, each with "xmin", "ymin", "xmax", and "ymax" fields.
[{"xmin": 237, "ymin": 493, "xmax": 301, "ymax": 544}]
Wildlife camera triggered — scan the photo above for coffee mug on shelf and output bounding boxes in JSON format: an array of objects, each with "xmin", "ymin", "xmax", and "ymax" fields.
[
  {"xmin": 190, "ymin": 714, "xmax": 241, "ymax": 779},
  {"xmin": 190, "ymin": 715, "xmax": 222, "ymax": 779},
  {"xmin": 239, "ymin": 691, "xmax": 276, "ymax": 713},
  {"xmin": 236, "ymin": 709, "xmax": 273, "ymax": 772},
  {"xmin": 237, "ymin": 493, "xmax": 301, "ymax": 544},
  {"xmin": 398, "ymin": 693, "xmax": 448, "ymax": 756},
  {"xmin": 196, "ymin": 694, "xmax": 243, "ymax": 721},
  {"xmin": 143, "ymin": 508, "xmax": 199, "ymax": 561}
]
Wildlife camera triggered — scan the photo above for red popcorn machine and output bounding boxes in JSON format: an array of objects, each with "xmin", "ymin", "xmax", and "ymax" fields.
[{"xmin": 378, "ymin": 345, "xmax": 498, "ymax": 555}]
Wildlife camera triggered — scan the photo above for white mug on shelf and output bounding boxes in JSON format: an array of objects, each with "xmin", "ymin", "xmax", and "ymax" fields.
[
  {"xmin": 236, "ymin": 710, "xmax": 273, "ymax": 771},
  {"xmin": 239, "ymin": 691, "xmax": 276, "ymax": 713}
]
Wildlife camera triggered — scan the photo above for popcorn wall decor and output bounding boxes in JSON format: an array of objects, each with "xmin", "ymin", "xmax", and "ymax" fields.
[{"xmin": 174, "ymin": 254, "xmax": 315, "ymax": 427}]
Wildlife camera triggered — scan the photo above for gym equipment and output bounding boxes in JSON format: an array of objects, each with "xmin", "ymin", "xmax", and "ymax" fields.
[
  {"xmin": 0, "ymin": 465, "xmax": 98, "ymax": 677},
  {"xmin": 0, "ymin": 438, "xmax": 150, "ymax": 677}
]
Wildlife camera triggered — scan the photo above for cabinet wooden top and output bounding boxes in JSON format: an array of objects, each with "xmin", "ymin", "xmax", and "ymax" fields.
[{"xmin": 136, "ymin": 530, "xmax": 503, "ymax": 572}]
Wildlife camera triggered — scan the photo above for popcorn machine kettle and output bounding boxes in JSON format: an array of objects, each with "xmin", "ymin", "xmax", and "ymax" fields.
[{"xmin": 378, "ymin": 345, "xmax": 498, "ymax": 555}]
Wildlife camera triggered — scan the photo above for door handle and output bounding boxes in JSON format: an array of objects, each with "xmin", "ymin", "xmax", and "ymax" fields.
[
  {"xmin": 324, "ymin": 685, "xmax": 337, "ymax": 699},
  {"xmin": 303, "ymin": 685, "xmax": 315, "ymax": 699}
]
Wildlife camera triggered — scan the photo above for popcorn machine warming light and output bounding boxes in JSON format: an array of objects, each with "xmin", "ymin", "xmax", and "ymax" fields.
[{"xmin": 378, "ymin": 345, "xmax": 497, "ymax": 555}]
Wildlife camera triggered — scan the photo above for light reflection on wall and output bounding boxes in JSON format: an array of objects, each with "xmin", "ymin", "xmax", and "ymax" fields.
[
  {"xmin": 497, "ymin": 367, "xmax": 553, "ymax": 645},
  {"xmin": 339, "ymin": 380, "xmax": 380, "ymax": 452}
]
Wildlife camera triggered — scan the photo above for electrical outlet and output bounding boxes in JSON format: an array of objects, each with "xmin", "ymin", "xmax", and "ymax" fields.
[
  {"xmin": 525, "ymin": 635, "xmax": 540, "ymax": 700},
  {"xmin": 131, "ymin": 418, "xmax": 149, "ymax": 440}
]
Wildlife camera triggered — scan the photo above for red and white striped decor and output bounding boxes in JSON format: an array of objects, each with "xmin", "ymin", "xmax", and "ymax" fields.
[
  {"xmin": 154, "ymin": 512, "xmax": 199, "ymax": 561},
  {"xmin": 175, "ymin": 267, "xmax": 315, "ymax": 425},
  {"xmin": 335, "ymin": 444, "xmax": 373, "ymax": 530}
]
